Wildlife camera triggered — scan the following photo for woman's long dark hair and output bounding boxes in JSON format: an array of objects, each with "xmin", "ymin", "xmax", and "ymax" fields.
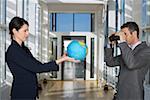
[{"xmin": 9, "ymin": 16, "xmax": 29, "ymax": 40}]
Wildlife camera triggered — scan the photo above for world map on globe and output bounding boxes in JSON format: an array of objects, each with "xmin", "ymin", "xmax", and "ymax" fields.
[{"xmin": 67, "ymin": 40, "xmax": 88, "ymax": 61}]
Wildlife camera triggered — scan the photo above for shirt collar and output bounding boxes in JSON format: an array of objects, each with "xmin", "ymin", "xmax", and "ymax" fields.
[{"xmin": 129, "ymin": 41, "xmax": 141, "ymax": 50}]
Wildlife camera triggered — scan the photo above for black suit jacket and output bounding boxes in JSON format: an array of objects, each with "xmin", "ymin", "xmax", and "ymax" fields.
[
  {"xmin": 105, "ymin": 42, "xmax": 150, "ymax": 100},
  {"xmin": 6, "ymin": 40, "xmax": 59, "ymax": 99}
]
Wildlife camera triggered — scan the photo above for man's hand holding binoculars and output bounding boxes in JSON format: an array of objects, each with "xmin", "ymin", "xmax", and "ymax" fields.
[
  {"xmin": 109, "ymin": 31, "xmax": 126, "ymax": 43},
  {"xmin": 108, "ymin": 31, "xmax": 126, "ymax": 48},
  {"xmin": 115, "ymin": 31, "xmax": 126, "ymax": 43}
]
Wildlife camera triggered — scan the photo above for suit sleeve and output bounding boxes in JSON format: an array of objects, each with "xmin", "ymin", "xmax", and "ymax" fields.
[
  {"xmin": 118, "ymin": 42, "xmax": 150, "ymax": 70},
  {"xmin": 104, "ymin": 48, "xmax": 121, "ymax": 67},
  {"xmin": 6, "ymin": 46, "xmax": 59, "ymax": 73}
]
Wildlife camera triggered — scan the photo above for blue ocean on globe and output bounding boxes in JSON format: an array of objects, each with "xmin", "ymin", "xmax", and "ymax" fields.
[{"xmin": 67, "ymin": 40, "xmax": 88, "ymax": 61}]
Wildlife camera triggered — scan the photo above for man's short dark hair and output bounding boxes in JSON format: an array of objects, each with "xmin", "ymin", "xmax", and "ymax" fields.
[{"xmin": 121, "ymin": 22, "xmax": 139, "ymax": 38}]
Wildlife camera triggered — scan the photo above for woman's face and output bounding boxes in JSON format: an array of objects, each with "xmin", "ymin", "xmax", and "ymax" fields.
[{"xmin": 14, "ymin": 24, "xmax": 29, "ymax": 42}]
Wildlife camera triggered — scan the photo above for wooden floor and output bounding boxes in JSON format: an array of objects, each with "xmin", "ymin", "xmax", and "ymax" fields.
[{"xmin": 38, "ymin": 80, "xmax": 114, "ymax": 100}]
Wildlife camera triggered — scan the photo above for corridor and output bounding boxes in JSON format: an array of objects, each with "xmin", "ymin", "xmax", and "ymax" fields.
[{"xmin": 1, "ymin": 0, "xmax": 150, "ymax": 100}]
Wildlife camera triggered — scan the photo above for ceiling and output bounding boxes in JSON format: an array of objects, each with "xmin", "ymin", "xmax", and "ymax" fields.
[
  {"xmin": 45, "ymin": 0, "xmax": 105, "ymax": 4},
  {"xmin": 44, "ymin": 0, "xmax": 105, "ymax": 13}
]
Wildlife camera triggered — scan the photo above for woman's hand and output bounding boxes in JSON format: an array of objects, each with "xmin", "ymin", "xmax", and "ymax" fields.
[
  {"xmin": 56, "ymin": 53, "xmax": 80, "ymax": 64},
  {"xmin": 63, "ymin": 56, "xmax": 81, "ymax": 63}
]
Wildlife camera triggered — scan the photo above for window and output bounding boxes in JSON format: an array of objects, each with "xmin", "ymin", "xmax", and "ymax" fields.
[
  {"xmin": 146, "ymin": 0, "xmax": 150, "ymax": 26},
  {"xmin": 142, "ymin": 0, "xmax": 147, "ymax": 27},
  {"xmin": 74, "ymin": 13, "xmax": 91, "ymax": 32},
  {"xmin": 90, "ymin": 38, "xmax": 94, "ymax": 78},
  {"xmin": 49, "ymin": 38, "xmax": 58, "ymax": 78},
  {"xmin": 56, "ymin": 13, "xmax": 73, "ymax": 32},
  {"xmin": 50, "ymin": 13, "xmax": 94, "ymax": 32},
  {"xmin": 0, "ymin": 0, "xmax": 6, "ymax": 87}
]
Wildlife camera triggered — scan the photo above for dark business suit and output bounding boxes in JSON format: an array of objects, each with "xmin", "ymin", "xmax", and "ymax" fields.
[
  {"xmin": 6, "ymin": 40, "xmax": 59, "ymax": 100},
  {"xmin": 105, "ymin": 42, "xmax": 150, "ymax": 100}
]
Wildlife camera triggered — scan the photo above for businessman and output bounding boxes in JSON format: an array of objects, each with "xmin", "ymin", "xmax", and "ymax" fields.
[{"xmin": 105, "ymin": 22, "xmax": 150, "ymax": 100}]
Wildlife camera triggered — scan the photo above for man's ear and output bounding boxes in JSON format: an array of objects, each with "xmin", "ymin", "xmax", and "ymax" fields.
[
  {"xmin": 12, "ymin": 28, "xmax": 18, "ymax": 34},
  {"xmin": 133, "ymin": 31, "xmax": 137, "ymax": 37}
]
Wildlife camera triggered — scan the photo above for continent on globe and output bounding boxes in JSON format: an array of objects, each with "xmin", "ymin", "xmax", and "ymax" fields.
[{"xmin": 67, "ymin": 40, "xmax": 88, "ymax": 61}]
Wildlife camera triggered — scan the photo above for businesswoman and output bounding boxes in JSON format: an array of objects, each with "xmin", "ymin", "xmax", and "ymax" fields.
[{"xmin": 6, "ymin": 16, "xmax": 79, "ymax": 100}]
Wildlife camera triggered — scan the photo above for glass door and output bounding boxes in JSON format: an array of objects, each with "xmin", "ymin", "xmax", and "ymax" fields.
[{"xmin": 62, "ymin": 36, "xmax": 86, "ymax": 80}]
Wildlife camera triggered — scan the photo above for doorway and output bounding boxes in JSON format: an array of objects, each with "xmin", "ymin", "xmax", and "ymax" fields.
[{"xmin": 61, "ymin": 36, "xmax": 86, "ymax": 80}]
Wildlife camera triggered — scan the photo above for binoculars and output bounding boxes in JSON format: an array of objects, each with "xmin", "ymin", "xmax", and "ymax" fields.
[{"xmin": 109, "ymin": 34, "xmax": 120, "ymax": 42}]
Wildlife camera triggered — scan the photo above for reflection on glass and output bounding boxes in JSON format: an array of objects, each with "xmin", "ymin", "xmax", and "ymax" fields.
[{"xmin": 75, "ymin": 62, "xmax": 84, "ymax": 78}]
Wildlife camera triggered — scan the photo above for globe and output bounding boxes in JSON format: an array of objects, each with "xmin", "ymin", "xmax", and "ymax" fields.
[{"xmin": 67, "ymin": 40, "xmax": 88, "ymax": 61}]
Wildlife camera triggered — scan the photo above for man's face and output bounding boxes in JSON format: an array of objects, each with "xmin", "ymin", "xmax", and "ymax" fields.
[{"xmin": 121, "ymin": 27, "xmax": 134, "ymax": 45}]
